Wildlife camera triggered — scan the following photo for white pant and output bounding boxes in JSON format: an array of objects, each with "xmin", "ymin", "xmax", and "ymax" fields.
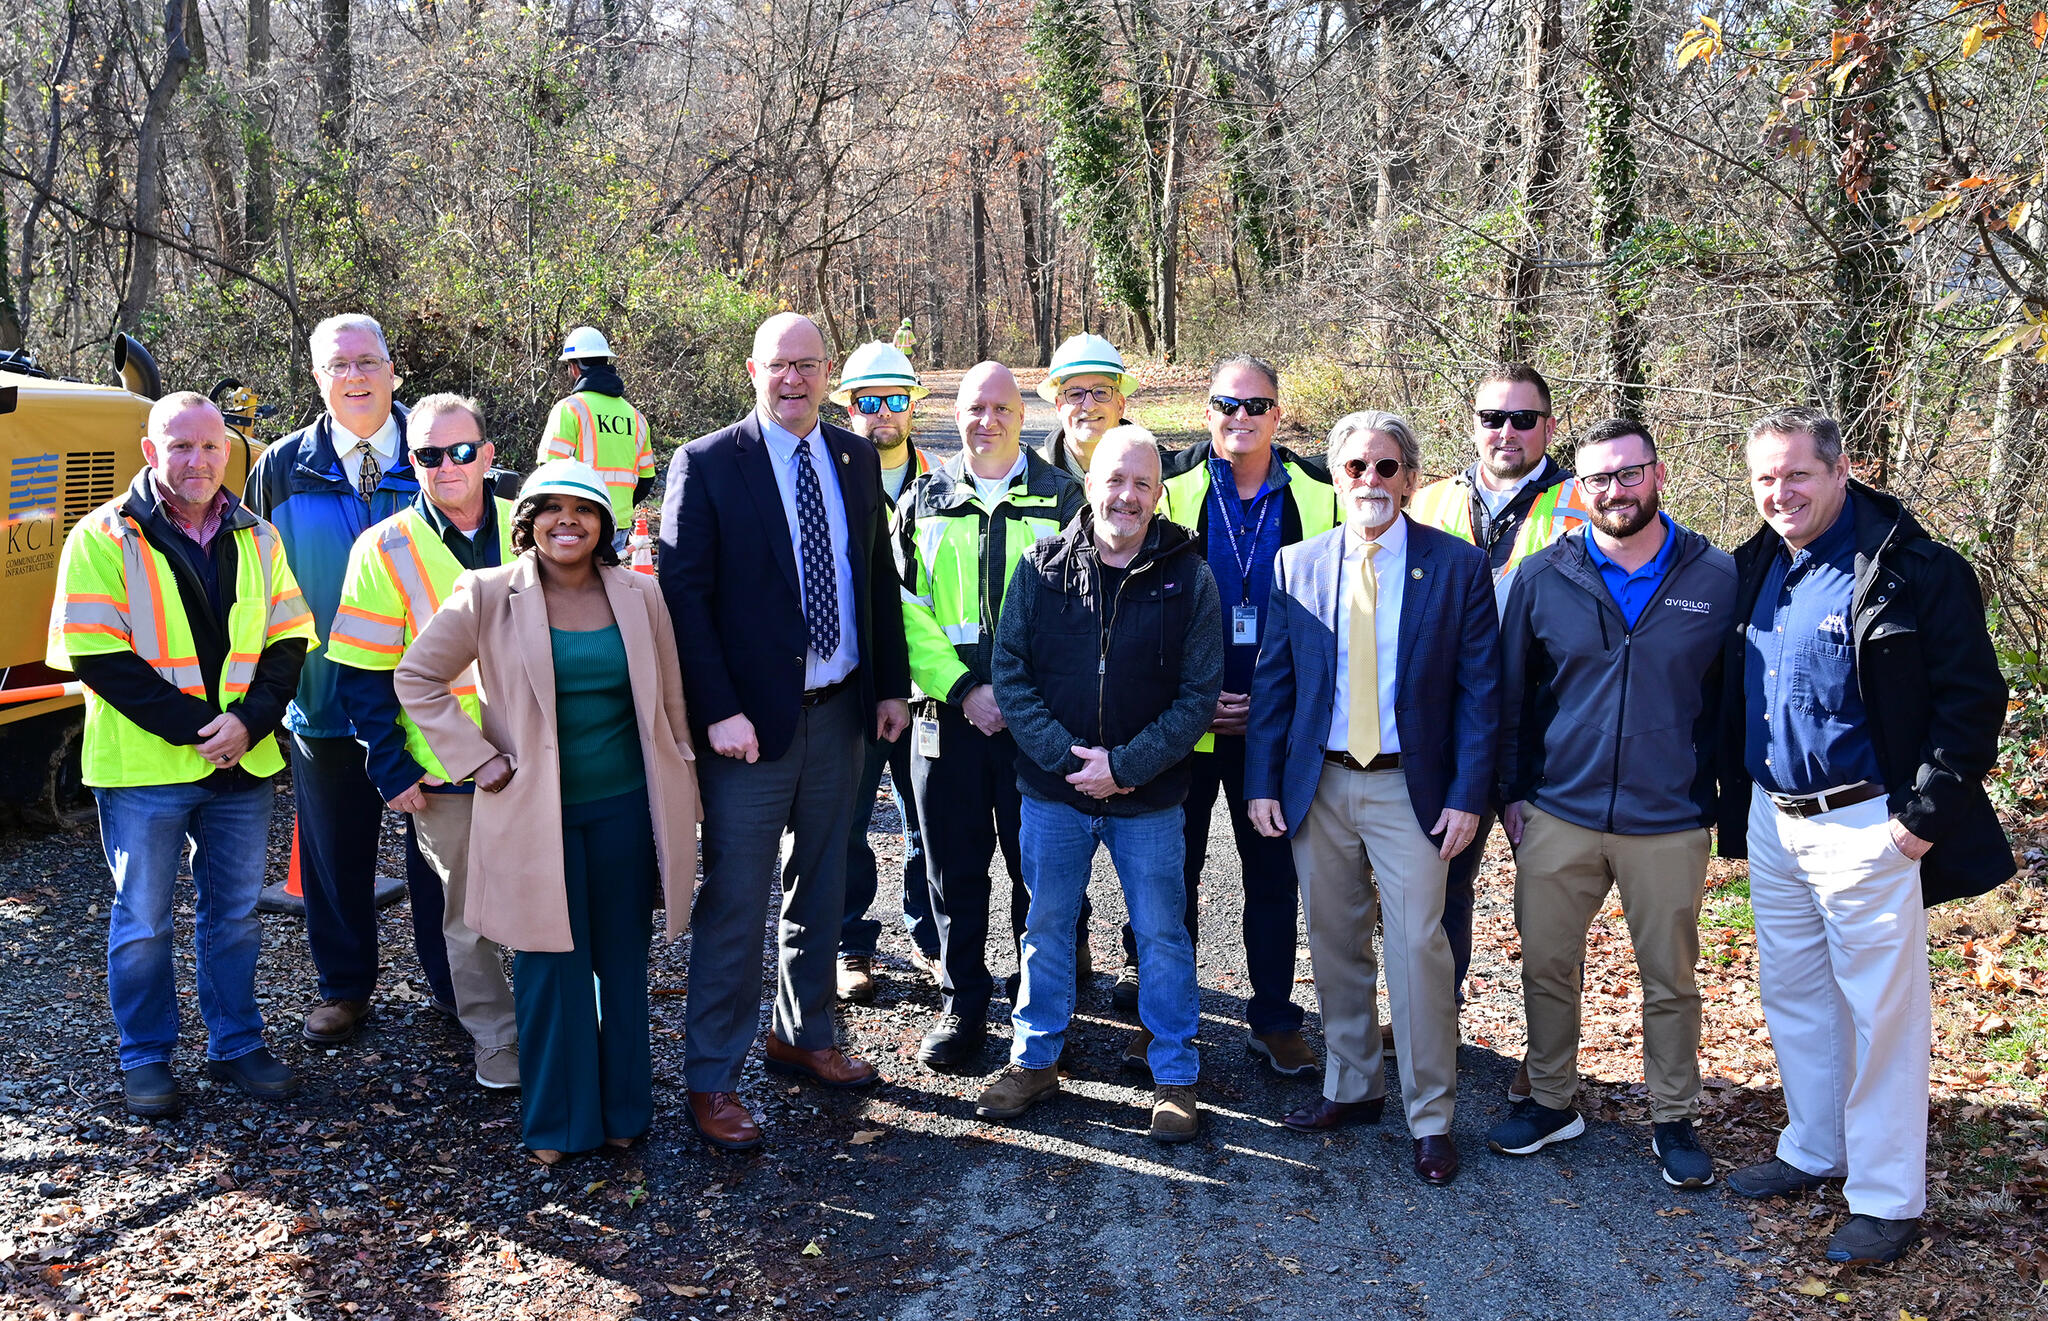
[{"xmin": 1746, "ymin": 786, "xmax": 1931, "ymax": 1219}]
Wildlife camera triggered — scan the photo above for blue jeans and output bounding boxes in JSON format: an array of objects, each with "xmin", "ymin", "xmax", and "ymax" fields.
[
  {"xmin": 842, "ymin": 735, "xmax": 937, "ymax": 958},
  {"xmin": 1013, "ymin": 796, "xmax": 1199, "ymax": 1085},
  {"xmin": 97, "ymin": 780, "xmax": 276, "ymax": 1070}
]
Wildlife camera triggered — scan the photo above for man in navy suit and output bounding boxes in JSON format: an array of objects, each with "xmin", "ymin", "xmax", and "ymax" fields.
[
  {"xmin": 1245, "ymin": 410, "xmax": 1500, "ymax": 1187},
  {"xmin": 659, "ymin": 313, "xmax": 912, "ymax": 1151}
]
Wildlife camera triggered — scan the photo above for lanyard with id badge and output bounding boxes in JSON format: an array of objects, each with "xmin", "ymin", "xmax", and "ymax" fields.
[{"xmin": 1216, "ymin": 481, "xmax": 1280, "ymax": 646}]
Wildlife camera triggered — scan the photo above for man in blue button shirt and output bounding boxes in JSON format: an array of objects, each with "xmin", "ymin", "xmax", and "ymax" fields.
[
  {"xmin": 1486, "ymin": 420, "xmax": 1736, "ymax": 1189},
  {"xmin": 1717, "ymin": 406, "xmax": 2012, "ymax": 1266}
]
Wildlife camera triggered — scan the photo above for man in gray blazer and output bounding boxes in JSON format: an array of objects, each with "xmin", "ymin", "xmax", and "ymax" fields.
[{"xmin": 1245, "ymin": 410, "xmax": 1500, "ymax": 1187}]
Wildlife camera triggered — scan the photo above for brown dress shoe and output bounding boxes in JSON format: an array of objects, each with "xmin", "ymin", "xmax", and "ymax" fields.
[
  {"xmin": 1248, "ymin": 1030, "xmax": 1318, "ymax": 1076},
  {"xmin": 764, "ymin": 1036, "xmax": 881, "ymax": 1089},
  {"xmin": 1281, "ymin": 1096, "xmax": 1384, "ymax": 1132},
  {"xmin": 836, "ymin": 954, "xmax": 877, "ymax": 1005},
  {"xmin": 1413, "ymin": 1134, "xmax": 1460, "ymax": 1185},
  {"xmin": 686, "ymin": 1091, "xmax": 763, "ymax": 1151},
  {"xmin": 302, "ymin": 998, "xmax": 371, "ymax": 1045}
]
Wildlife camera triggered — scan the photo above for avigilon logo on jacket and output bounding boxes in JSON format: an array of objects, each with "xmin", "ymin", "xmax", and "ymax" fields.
[{"xmin": 1663, "ymin": 596, "xmax": 1713, "ymax": 614}]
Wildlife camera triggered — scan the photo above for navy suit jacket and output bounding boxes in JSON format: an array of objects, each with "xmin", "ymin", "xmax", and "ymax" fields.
[
  {"xmin": 1243, "ymin": 516, "xmax": 1501, "ymax": 841},
  {"xmin": 658, "ymin": 412, "xmax": 910, "ymax": 762}
]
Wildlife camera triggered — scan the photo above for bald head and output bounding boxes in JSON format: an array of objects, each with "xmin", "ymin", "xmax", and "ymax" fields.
[
  {"xmin": 956, "ymin": 361, "xmax": 1024, "ymax": 478},
  {"xmin": 748, "ymin": 314, "xmax": 832, "ymax": 436}
]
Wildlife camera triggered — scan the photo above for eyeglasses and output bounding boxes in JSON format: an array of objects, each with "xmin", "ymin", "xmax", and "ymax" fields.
[
  {"xmin": 1577, "ymin": 464, "xmax": 1651, "ymax": 493},
  {"xmin": 851, "ymin": 393, "xmax": 912, "ymax": 415},
  {"xmin": 1059, "ymin": 385, "xmax": 1119, "ymax": 406},
  {"xmin": 1342, "ymin": 457, "xmax": 1406, "ymax": 481},
  {"xmin": 1209, "ymin": 395, "xmax": 1277, "ymax": 417},
  {"xmin": 412, "ymin": 442, "xmax": 483, "ymax": 468},
  {"xmin": 318, "ymin": 357, "xmax": 390, "ymax": 378},
  {"xmin": 764, "ymin": 358, "xmax": 825, "ymax": 378},
  {"xmin": 1476, "ymin": 408, "xmax": 1549, "ymax": 431}
]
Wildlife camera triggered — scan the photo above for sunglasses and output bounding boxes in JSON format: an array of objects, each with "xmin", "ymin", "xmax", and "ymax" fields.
[
  {"xmin": 1341, "ymin": 457, "xmax": 1407, "ymax": 481},
  {"xmin": 851, "ymin": 393, "xmax": 912, "ymax": 415},
  {"xmin": 412, "ymin": 442, "xmax": 483, "ymax": 469},
  {"xmin": 1476, "ymin": 408, "xmax": 1550, "ymax": 431},
  {"xmin": 1209, "ymin": 395, "xmax": 1278, "ymax": 417},
  {"xmin": 1577, "ymin": 464, "xmax": 1651, "ymax": 494}
]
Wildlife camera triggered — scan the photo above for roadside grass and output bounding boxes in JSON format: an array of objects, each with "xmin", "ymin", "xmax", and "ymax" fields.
[{"xmin": 1703, "ymin": 875, "xmax": 1754, "ymax": 931}]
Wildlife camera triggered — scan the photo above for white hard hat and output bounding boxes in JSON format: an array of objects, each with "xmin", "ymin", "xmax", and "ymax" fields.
[
  {"xmin": 830, "ymin": 342, "xmax": 929, "ymax": 406},
  {"xmin": 1037, "ymin": 333, "xmax": 1140, "ymax": 402},
  {"xmin": 518, "ymin": 459, "xmax": 612, "ymax": 514},
  {"xmin": 558, "ymin": 326, "xmax": 615, "ymax": 361}
]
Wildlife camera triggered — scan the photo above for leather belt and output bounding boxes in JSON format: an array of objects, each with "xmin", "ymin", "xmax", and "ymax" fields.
[
  {"xmin": 800, "ymin": 676, "xmax": 853, "ymax": 709},
  {"xmin": 1767, "ymin": 781, "xmax": 1884, "ymax": 819},
  {"xmin": 1324, "ymin": 750, "xmax": 1401, "ymax": 772}
]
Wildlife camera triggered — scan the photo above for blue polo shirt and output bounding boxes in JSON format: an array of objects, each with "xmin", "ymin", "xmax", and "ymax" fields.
[
  {"xmin": 1206, "ymin": 456, "xmax": 1289, "ymax": 694},
  {"xmin": 1741, "ymin": 501, "xmax": 1883, "ymax": 795},
  {"xmin": 1584, "ymin": 512, "xmax": 1679, "ymax": 629}
]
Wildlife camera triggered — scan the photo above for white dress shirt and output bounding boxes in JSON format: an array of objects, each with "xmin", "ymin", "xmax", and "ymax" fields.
[
  {"xmin": 760, "ymin": 410, "xmax": 859, "ymax": 689},
  {"xmin": 1327, "ymin": 513, "xmax": 1407, "ymax": 755},
  {"xmin": 333, "ymin": 413, "xmax": 400, "ymax": 494},
  {"xmin": 1474, "ymin": 454, "xmax": 1548, "ymax": 520}
]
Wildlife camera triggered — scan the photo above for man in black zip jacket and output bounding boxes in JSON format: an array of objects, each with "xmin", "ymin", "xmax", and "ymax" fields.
[
  {"xmin": 1483, "ymin": 420, "xmax": 1735, "ymax": 1191},
  {"xmin": 1715, "ymin": 407, "xmax": 2012, "ymax": 1266},
  {"xmin": 979, "ymin": 426, "xmax": 1224, "ymax": 1143}
]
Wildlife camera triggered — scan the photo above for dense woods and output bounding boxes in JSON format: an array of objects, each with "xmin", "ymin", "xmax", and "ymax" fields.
[{"xmin": 4, "ymin": 0, "xmax": 2047, "ymax": 671}]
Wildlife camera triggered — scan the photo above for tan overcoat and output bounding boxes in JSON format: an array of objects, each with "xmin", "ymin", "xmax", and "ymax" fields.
[{"xmin": 394, "ymin": 553, "xmax": 701, "ymax": 952}]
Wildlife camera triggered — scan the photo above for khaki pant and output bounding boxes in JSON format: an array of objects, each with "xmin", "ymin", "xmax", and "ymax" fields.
[
  {"xmin": 1513, "ymin": 805, "xmax": 1709, "ymax": 1122},
  {"xmin": 412, "ymin": 792, "xmax": 518, "ymax": 1049},
  {"xmin": 1290, "ymin": 764, "xmax": 1457, "ymax": 1137}
]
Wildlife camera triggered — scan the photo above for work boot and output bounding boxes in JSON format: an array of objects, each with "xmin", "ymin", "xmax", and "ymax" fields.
[
  {"xmin": 1122, "ymin": 1026, "xmax": 1154, "ymax": 1074},
  {"xmin": 474, "ymin": 1044, "xmax": 521, "ymax": 1091},
  {"xmin": 122, "ymin": 1062, "xmax": 181, "ymax": 1118},
  {"xmin": 1725, "ymin": 1157, "xmax": 1833, "ymax": 1200},
  {"xmin": 908, "ymin": 948, "xmax": 944, "ymax": 986},
  {"xmin": 836, "ymin": 954, "xmax": 877, "ymax": 1005},
  {"xmin": 1111, "ymin": 962, "xmax": 1140, "ymax": 1014},
  {"xmin": 1149, "ymin": 1084, "xmax": 1200, "ymax": 1143},
  {"xmin": 302, "ymin": 998, "xmax": 371, "ymax": 1046},
  {"xmin": 1248, "ymin": 1030, "xmax": 1317, "ymax": 1077},
  {"xmin": 205, "ymin": 1047, "xmax": 301, "ymax": 1100},
  {"xmin": 1826, "ymin": 1215, "xmax": 1922, "ymax": 1265},
  {"xmin": 974, "ymin": 1064, "xmax": 1060, "ymax": 1120},
  {"xmin": 917, "ymin": 1014, "xmax": 987, "ymax": 1069}
]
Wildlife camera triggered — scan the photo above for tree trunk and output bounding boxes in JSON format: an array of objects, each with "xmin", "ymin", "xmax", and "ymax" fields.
[
  {"xmin": 971, "ymin": 166, "xmax": 989, "ymax": 362},
  {"xmin": 117, "ymin": 0, "xmax": 193, "ymax": 334},
  {"xmin": 245, "ymin": 0, "xmax": 276, "ymax": 250},
  {"xmin": 1988, "ymin": 209, "xmax": 2048, "ymax": 559},
  {"xmin": 183, "ymin": 0, "xmax": 243, "ymax": 261},
  {"xmin": 1018, "ymin": 155, "xmax": 1054, "ymax": 365},
  {"xmin": 1498, "ymin": 0, "xmax": 1565, "ymax": 360},
  {"xmin": 15, "ymin": 0, "xmax": 82, "ymax": 345},
  {"xmin": 0, "ymin": 88, "xmax": 18, "ymax": 352},
  {"xmin": 924, "ymin": 210, "xmax": 945, "ymax": 368},
  {"xmin": 316, "ymin": 0, "xmax": 353, "ymax": 146},
  {"xmin": 1585, "ymin": 0, "xmax": 1644, "ymax": 414}
]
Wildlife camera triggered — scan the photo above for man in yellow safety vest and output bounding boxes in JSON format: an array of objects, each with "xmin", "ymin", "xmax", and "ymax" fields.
[
  {"xmin": 47, "ymin": 392, "xmax": 317, "ymax": 1118},
  {"xmin": 328, "ymin": 393, "xmax": 522, "ymax": 1091},
  {"xmin": 540, "ymin": 326, "xmax": 654, "ymax": 536}
]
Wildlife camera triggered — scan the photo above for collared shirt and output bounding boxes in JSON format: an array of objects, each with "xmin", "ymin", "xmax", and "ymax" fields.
[
  {"xmin": 1743, "ymin": 501, "xmax": 1882, "ymax": 795},
  {"xmin": 1328, "ymin": 513, "xmax": 1407, "ymax": 754},
  {"xmin": 333, "ymin": 413, "xmax": 400, "ymax": 494},
  {"xmin": 970, "ymin": 452, "xmax": 1027, "ymax": 509},
  {"xmin": 759, "ymin": 410, "xmax": 858, "ymax": 688},
  {"xmin": 1205, "ymin": 454, "xmax": 1289, "ymax": 693},
  {"xmin": 152, "ymin": 478, "xmax": 229, "ymax": 551},
  {"xmin": 1583, "ymin": 511, "xmax": 1678, "ymax": 630},
  {"xmin": 413, "ymin": 484, "xmax": 504, "ymax": 573},
  {"xmin": 1474, "ymin": 455, "xmax": 1548, "ymax": 522}
]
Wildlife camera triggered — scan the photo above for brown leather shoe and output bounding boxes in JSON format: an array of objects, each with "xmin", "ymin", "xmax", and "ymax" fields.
[
  {"xmin": 686, "ymin": 1091, "xmax": 763, "ymax": 1151},
  {"xmin": 302, "ymin": 998, "xmax": 371, "ymax": 1045},
  {"xmin": 836, "ymin": 954, "xmax": 877, "ymax": 1005},
  {"xmin": 764, "ymin": 1036, "xmax": 880, "ymax": 1089},
  {"xmin": 1281, "ymin": 1096, "xmax": 1384, "ymax": 1132},
  {"xmin": 1507, "ymin": 1059, "xmax": 1532, "ymax": 1102},
  {"xmin": 1248, "ymin": 1030, "xmax": 1318, "ymax": 1077},
  {"xmin": 1413, "ymin": 1134, "xmax": 1460, "ymax": 1185}
]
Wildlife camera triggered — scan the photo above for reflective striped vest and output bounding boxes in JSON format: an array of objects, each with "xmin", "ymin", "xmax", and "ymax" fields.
[
  {"xmin": 539, "ymin": 391, "xmax": 653, "ymax": 526},
  {"xmin": 1159, "ymin": 454, "xmax": 1339, "ymax": 542},
  {"xmin": 326, "ymin": 502, "xmax": 515, "ymax": 782},
  {"xmin": 1409, "ymin": 469, "xmax": 1593, "ymax": 611},
  {"xmin": 46, "ymin": 502, "xmax": 317, "ymax": 786}
]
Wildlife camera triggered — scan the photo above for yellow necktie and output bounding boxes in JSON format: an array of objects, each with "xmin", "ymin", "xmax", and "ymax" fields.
[{"xmin": 1347, "ymin": 542, "xmax": 1381, "ymax": 760}]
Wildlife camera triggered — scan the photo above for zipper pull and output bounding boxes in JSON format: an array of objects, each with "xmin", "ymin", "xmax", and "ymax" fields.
[{"xmin": 1098, "ymin": 656, "xmax": 1106, "ymax": 675}]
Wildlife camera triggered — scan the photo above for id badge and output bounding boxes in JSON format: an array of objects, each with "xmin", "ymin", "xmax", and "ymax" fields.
[
  {"xmin": 1231, "ymin": 605, "xmax": 1259, "ymax": 646},
  {"xmin": 915, "ymin": 716, "xmax": 942, "ymax": 759}
]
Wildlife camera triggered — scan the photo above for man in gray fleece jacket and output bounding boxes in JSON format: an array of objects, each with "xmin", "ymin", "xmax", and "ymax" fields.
[
  {"xmin": 1484, "ymin": 420, "xmax": 1736, "ymax": 1190},
  {"xmin": 977, "ymin": 426, "xmax": 1224, "ymax": 1143}
]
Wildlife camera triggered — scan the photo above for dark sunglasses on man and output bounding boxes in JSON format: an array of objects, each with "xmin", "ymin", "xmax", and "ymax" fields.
[
  {"xmin": 412, "ymin": 442, "xmax": 483, "ymax": 469},
  {"xmin": 1475, "ymin": 408, "xmax": 1550, "ymax": 431},
  {"xmin": 1341, "ymin": 456, "xmax": 1406, "ymax": 481},
  {"xmin": 1209, "ymin": 394, "xmax": 1278, "ymax": 417},
  {"xmin": 851, "ymin": 393, "xmax": 912, "ymax": 415}
]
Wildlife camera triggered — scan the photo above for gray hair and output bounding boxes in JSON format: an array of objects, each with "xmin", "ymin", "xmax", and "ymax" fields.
[
  {"xmin": 1093, "ymin": 422, "xmax": 1161, "ymax": 470},
  {"xmin": 409, "ymin": 392, "xmax": 486, "ymax": 439},
  {"xmin": 1747, "ymin": 405, "xmax": 1843, "ymax": 467},
  {"xmin": 310, "ymin": 313, "xmax": 390, "ymax": 359},
  {"xmin": 1328, "ymin": 409, "xmax": 1421, "ymax": 474},
  {"xmin": 1210, "ymin": 353, "xmax": 1280, "ymax": 396},
  {"xmin": 146, "ymin": 391, "xmax": 221, "ymax": 437}
]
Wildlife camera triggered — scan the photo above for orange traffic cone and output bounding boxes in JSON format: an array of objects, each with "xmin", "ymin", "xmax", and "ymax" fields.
[
  {"xmin": 630, "ymin": 512, "xmax": 656, "ymax": 575},
  {"xmin": 286, "ymin": 820, "xmax": 305, "ymax": 898}
]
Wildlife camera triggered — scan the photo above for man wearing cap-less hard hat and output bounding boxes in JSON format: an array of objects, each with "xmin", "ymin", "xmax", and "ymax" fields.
[
  {"xmin": 1036, "ymin": 333, "xmax": 1140, "ymax": 480},
  {"xmin": 828, "ymin": 343, "xmax": 942, "ymax": 1003},
  {"xmin": 893, "ymin": 318, "xmax": 917, "ymax": 356},
  {"xmin": 539, "ymin": 327, "xmax": 655, "ymax": 534}
]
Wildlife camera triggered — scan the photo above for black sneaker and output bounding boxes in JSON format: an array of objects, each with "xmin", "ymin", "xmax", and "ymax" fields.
[
  {"xmin": 1826, "ymin": 1214, "xmax": 1922, "ymax": 1265},
  {"xmin": 1651, "ymin": 1119, "xmax": 1716, "ymax": 1188},
  {"xmin": 122, "ymin": 1062, "xmax": 182, "ymax": 1118},
  {"xmin": 917, "ymin": 1014, "xmax": 988, "ymax": 1069},
  {"xmin": 1725, "ymin": 1156, "xmax": 1833, "ymax": 1200},
  {"xmin": 205, "ymin": 1047, "xmax": 301, "ymax": 1100},
  {"xmin": 1111, "ymin": 963, "xmax": 1140, "ymax": 1015},
  {"xmin": 1486, "ymin": 1098, "xmax": 1585, "ymax": 1155}
]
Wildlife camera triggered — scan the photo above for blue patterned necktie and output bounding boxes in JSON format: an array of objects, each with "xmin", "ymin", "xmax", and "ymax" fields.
[{"xmin": 793, "ymin": 437, "xmax": 840, "ymax": 659}]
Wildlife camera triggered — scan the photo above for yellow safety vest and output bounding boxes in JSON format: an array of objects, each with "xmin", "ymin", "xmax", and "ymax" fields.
[
  {"xmin": 46, "ymin": 503, "xmax": 317, "ymax": 787},
  {"xmin": 326, "ymin": 501, "xmax": 515, "ymax": 782},
  {"xmin": 539, "ymin": 391, "xmax": 653, "ymax": 526},
  {"xmin": 1409, "ymin": 470, "xmax": 1592, "ymax": 607}
]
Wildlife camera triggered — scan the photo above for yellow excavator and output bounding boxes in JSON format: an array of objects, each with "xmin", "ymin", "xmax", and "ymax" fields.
[{"xmin": 0, "ymin": 336, "xmax": 270, "ymax": 827}]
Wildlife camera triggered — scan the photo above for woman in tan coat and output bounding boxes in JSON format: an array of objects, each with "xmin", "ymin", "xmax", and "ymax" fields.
[{"xmin": 396, "ymin": 459, "xmax": 700, "ymax": 1163}]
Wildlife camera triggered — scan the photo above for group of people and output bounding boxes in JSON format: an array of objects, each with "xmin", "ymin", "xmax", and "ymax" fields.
[{"xmin": 46, "ymin": 308, "xmax": 2014, "ymax": 1269}]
